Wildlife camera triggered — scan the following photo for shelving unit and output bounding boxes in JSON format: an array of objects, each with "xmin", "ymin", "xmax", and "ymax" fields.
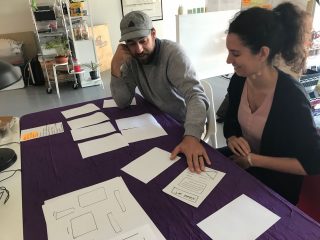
[{"xmin": 29, "ymin": 0, "xmax": 103, "ymax": 98}]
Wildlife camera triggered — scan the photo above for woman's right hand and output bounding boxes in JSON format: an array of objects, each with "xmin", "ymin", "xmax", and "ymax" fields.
[{"xmin": 227, "ymin": 136, "xmax": 251, "ymax": 156}]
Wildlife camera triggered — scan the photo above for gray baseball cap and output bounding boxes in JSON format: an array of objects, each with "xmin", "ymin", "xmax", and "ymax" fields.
[{"xmin": 119, "ymin": 11, "xmax": 153, "ymax": 42}]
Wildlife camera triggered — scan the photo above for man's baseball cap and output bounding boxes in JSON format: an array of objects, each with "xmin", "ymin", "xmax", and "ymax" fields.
[{"xmin": 119, "ymin": 11, "xmax": 153, "ymax": 42}]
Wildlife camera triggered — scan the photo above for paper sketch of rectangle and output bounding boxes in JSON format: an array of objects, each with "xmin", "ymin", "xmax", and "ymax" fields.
[
  {"xmin": 163, "ymin": 167, "xmax": 225, "ymax": 208},
  {"xmin": 109, "ymin": 224, "xmax": 158, "ymax": 240},
  {"xmin": 42, "ymin": 177, "xmax": 166, "ymax": 240},
  {"xmin": 121, "ymin": 124, "xmax": 167, "ymax": 143},
  {"xmin": 78, "ymin": 187, "xmax": 107, "ymax": 207},
  {"xmin": 197, "ymin": 194, "xmax": 281, "ymax": 240},
  {"xmin": 103, "ymin": 98, "xmax": 136, "ymax": 108},
  {"xmin": 61, "ymin": 103, "xmax": 100, "ymax": 119},
  {"xmin": 121, "ymin": 147, "xmax": 180, "ymax": 183},
  {"xmin": 78, "ymin": 133, "xmax": 128, "ymax": 158},
  {"xmin": 71, "ymin": 212, "xmax": 97, "ymax": 238},
  {"xmin": 71, "ymin": 122, "xmax": 116, "ymax": 141},
  {"xmin": 115, "ymin": 113, "xmax": 158, "ymax": 130},
  {"xmin": 67, "ymin": 112, "xmax": 109, "ymax": 130}
]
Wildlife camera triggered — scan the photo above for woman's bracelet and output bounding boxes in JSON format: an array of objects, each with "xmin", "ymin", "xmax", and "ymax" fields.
[{"xmin": 247, "ymin": 153, "xmax": 253, "ymax": 166}]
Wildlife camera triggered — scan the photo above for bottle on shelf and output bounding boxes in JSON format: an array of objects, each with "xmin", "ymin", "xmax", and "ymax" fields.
[{"xmin": 72, "ymin": 57, "xmax": 81, "ymax": 72}]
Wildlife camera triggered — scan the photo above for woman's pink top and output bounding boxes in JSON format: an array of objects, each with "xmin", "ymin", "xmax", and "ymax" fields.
[{"xmin": 238, "ymin": 81, "xmax": 275, "ymax": 153}]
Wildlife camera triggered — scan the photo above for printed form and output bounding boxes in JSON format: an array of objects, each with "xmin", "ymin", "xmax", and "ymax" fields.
[
  {"xmin": 163, "ymin": 167, "xmax": 225, "ymax": 208},
  {"xmin": 20, "ymin": 122, "xmax": 64, "ymax": 141}
]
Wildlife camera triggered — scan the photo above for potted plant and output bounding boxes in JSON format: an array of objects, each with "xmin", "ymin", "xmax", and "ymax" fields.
[
  {"xmin": 82, "ymin": 61, "xmax": 101, "ymax": 80},
  {"xmin": 45, "ymin": 36, "xmax": 70, "ymax": 64}
]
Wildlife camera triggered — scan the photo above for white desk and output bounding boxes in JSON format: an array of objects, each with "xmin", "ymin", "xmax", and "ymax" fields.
[{"xmin": 0, "ymin": 118, "xmax": 23, "ymax": 240}]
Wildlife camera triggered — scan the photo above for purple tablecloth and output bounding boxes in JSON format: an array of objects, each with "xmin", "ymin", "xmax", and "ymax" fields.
[{"xmin": 20, "ymin": 96, "xmax": 320, "ymax": 239}]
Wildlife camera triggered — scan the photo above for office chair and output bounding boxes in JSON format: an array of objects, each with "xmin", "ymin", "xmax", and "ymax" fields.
[
  {"xmin": 201, "ymin": 79, "xmax": 218, "ymax": 148},
  {"xmin": 297, "ymin": 175, "xmax": 320, "ymax": 223}
]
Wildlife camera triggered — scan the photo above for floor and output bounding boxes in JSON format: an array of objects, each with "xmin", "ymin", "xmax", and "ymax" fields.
[{"xmin": 0, "ymin": 70, "xmax": 229, "ymax": 147}]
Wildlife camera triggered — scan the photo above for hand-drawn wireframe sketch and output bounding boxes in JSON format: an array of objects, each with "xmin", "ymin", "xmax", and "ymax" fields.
[
  {"xmin": 78, "ymin": 187, "xmax": 107, "ymax": 208},
  {"xmin": 71, "ymin": 212, "xmax": 98, "ymax": 239},
  {"xmin": 42, "ymin": 177, "xmax": 165, "ymax": 240},
  {"xmin": 171, "ymin": 187, "xmax": 198, "ymax": 203},
  {"xmin": 54, "ymin": 208, "xmax": 75, "ymax": 220},
  {"xmin": 109, "ymin": 224, "xmax": 158, "ymax": 240},
  {"xmin": 114, "ymin": 190, "xmax": 126, "ymax": 212},
  {"xmin": 163, "ymin": 167, "xmax": 225, "ymax": 208},
  {"xmin": 107, "ymin": 212, "xmax": 122, "ymax": 233}
]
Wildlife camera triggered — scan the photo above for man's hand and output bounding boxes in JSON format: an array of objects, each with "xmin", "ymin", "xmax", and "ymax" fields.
[
  {"xmin": 170, "ymin": 136, "xmax": 211, "ymax": 173},
  {"xmin": 227, "ymin": 136, "xmax": 251, "ymax": 156},
  {"xmin": 111, "ymin": 44, "xmax": 132, "ymax": 78}
]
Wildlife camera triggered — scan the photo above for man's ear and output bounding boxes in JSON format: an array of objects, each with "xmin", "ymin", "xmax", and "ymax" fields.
[
  {"xmin": 151, "ymin": 28, "xmax": 156, "ymax": 38},
  {"xmin": 259, "ymin": 46, "xmax": 270, "ymax": 62}
]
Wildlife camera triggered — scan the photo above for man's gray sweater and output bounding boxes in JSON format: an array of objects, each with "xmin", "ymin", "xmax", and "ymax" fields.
[{"xmin": 110, "ymin": 39, "xmax": 209, "ymax": 139}]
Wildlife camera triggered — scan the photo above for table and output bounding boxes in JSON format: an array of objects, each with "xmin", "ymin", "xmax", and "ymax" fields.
[
  {"xmin": 20, "ymin": 96, "xmax": 320, "ymax": 239},
  {"xmin": 0, "ymin": 118, "xmax": 23, "ymax": 240}
]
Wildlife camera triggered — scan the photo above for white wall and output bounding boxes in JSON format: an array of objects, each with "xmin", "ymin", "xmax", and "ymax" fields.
[
  {"xmin": 0, "ymin": 0, "xmax": 180, "ymax": 53},
  {"xmin": 0, "ymin": 0, "xmax": 34, "ymax": 34}
]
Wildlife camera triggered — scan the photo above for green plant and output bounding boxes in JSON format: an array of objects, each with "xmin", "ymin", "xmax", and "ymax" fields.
[
  {"xmin": 82, "ymin": 61, "xmax": 101, "ymax": 71},
  {"xmin": 45, "ymin": 36, "xmax": 69, "ymax": 56}
]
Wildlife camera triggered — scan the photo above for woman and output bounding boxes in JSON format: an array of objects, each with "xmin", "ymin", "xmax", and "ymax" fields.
[{"xmin": 222, "ymin": 2, "xmax": 320, "ymax": 205}]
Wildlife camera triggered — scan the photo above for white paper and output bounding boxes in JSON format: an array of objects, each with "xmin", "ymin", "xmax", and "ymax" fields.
[
  {"xmin": 121, "ymin": 147, "xmax": 180, "ymax": 183},
  {"xmin": 121, "ymin": 123, "xmax": 167, "ymax": 143},
  {"xmin": 103, "ymin": 98, "xmax": 136, "ymax": 108},
  {"xmin": 109, "ymin": 224, "xmax": 158, "ymax": 240},
  {"xmin": 71, "ymin": 122, "xmax": 116, "ymax": 141},
  {"xmin": 197, "ymin": 194, "xmax": 280, "ymax": 240},
  {"xmin": 42, "ymin": 177, "xmax": 165, "ymax": 240},
  {"xmin": 67, "ymin": 112, "xmax": 109, "ymax": 130},
  {"xmin": 78, "ymin": 133, "xmax": 128, "ymax": 158},
  {"xmin": 115, "ymin": 113, "xmax": 158, "ymax": 130},
  {"xmin": 20, "ymin": 122, "xmax": 64, "ymax": 141},
  {"xmin": 163, "ymin": 167, "xmax": 225, "ymax": 208},
  {"xmin": 61, "ymin": 103, "xmax": 100, "ymax": 119}
]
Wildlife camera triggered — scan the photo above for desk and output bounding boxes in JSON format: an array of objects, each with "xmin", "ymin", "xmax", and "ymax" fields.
[
  {"xmin": 0, "ymin": 118, "xmax": 23, "ymax": 240},
  {"xmin": 20, "ymin": 96, "xmax": 320, "ymax": 239}
]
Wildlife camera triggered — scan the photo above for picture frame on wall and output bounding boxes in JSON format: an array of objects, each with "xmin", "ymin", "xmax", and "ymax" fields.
[{"xmin": 120, "ymin": 0, "xmax": 163, "ymax": 21}]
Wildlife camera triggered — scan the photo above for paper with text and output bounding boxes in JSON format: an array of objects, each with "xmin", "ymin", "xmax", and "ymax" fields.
[
  {"xmin": 197, "ymin": 194, "xmax": 280, "ymax": 240},
  {"xmin": 121, "ymin": 147, "xmax": 180, "ymax": 183},
  {"xmin": 71, "ymin": 122, "xmax": 116, "ymax": 141},
  {"xmin": 115, "ymin": 113, "xmax": 158, "ymax": 130},
  {"xmin": 163, "ymin": 167, "xmax": 225, "ymax": 208},
  {"xmin": 42, "ymin": 177, "xmax": 165, "ymax": 240},
  {"xmin": 78, "ymin": 133, "xmax": 128, "ymax": 158},
  {"xmin": 61, "ymin": 103, "xmax": 100, "ymax": 119},
  {"xmin": 20, "ymin": 122, "xmax": 64, "ymax": 141},
  {"xmin": 103, "ymin": 98, "xmax": 136, "ymax": 108},
  {"xmin": 67, "ymin": 112, "xmax": 109, "ymax": 130}
]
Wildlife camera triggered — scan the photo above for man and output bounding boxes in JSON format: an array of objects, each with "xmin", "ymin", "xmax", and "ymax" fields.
[{"xmin": 110, "ymin": 11, "xmax": 210, "ymax": 173}]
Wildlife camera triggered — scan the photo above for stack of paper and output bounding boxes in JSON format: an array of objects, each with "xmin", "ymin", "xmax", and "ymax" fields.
[
  {"xmin": 42, "ymin": 177, "xmax": 165, "ymax": 240},
  {"xmin": 103, "ymin": 98, "xmax": 136, "ymax": 108},
  {"xmin": 20, "ymin": 122, "xmax": 64, "ymax": 141},
  {"xmin": 116, "ymin": 113, "xmax": 167, "ymax": 143}
]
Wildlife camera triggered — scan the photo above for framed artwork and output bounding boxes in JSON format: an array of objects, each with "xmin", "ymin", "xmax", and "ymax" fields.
[{"xmin": 120, "ymin": 0, "xmax": 163, "ymax": 21}]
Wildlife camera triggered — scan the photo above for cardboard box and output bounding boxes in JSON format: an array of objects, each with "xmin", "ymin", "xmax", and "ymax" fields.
[{"xmin": 93, "ymin": 24, "xmax": 113, "ymax": 72}]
